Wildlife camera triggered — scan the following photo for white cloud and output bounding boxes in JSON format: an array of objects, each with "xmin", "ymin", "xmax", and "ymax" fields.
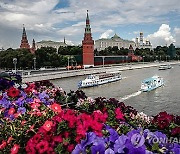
[
  {"xmin": 174, "ymin": 27, "xmax": 180, "ymax": 47},
  {"xmin": 147, "ymin": 24, "xmax": 175, "ymax": 47},
  {"xmin": 100, "ymin": 29, "xmax": 114, "ymax": 39},
  {"xmin": 0, "ymin": 0, "xmax": 180, "ymax": 48}
]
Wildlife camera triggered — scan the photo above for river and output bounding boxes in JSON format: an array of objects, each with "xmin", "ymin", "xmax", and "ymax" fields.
[{"xmin": 51, "ymin": 64, "xmax": 180, "ymax": 116}]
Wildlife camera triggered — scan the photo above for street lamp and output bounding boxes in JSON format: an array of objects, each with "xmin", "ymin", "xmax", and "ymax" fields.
[
  {"xmin": 102, "ymin": 56, "xmax": 105, "ymax": 67},
  {"xmin": 156, "ymin": 56, "xmax": 158, "ymax": 61},
  {"xmin": 67, "ymin": 57, "xmax": 70, "ymax": 70},
  {"xmin": 143, "ymin": 56, "xmax": 145, "ymax": 64},
  {"xmin": 13, "ymin": 58, "xmax": 17, "ymax": 73},
  {"xmin": 33, "ymin": 57, "xmax": 36, "ymax": 70}
]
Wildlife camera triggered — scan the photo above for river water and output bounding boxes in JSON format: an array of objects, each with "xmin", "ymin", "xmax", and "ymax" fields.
[{"xmin": 51, "ymin": 64, "xmax": 180, "ymax": 116}]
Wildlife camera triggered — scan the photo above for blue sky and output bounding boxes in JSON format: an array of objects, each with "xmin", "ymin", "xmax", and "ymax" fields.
[{"xmin": 0, "ymin": 0, "xmax": 180, "ymax": 49}]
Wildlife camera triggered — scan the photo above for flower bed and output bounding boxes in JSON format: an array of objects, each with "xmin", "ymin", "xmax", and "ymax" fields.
[{"xmin": 0, "ymin": 73, "xmax": 179, "ymax": 154}]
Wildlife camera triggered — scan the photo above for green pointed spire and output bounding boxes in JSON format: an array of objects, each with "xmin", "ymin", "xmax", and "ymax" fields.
[{"xmin": 86, "ymin": 10, "xmax": 89, "ymax": 21}]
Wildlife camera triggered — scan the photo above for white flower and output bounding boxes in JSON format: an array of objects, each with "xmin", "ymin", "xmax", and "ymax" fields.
[
  {"xmin": 21, "ymin": 83, "xmax": 28, "ymax": 89},
  {"xmin": 14, "ymin": 83, "xmax": 20, "ymax": 88}
]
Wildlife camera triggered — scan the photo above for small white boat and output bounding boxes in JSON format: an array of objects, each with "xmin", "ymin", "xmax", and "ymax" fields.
[
  {"xmin": 78, "ymin": 72, "xmax": 122, "ymax": 88},
  {"xmin": 141, "ymin": 75, "xmax": 164, "ymax": 92},
  {"xmin": 159, "ymin": 64, "xmax": 172, "ymax": 70}
]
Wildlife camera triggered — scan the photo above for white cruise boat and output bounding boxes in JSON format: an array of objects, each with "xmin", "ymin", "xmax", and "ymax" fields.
[
  {"xmin": 141, "ymin": 75, "xmax": 164, "ymax": 92},
  {"xmin": 159, "ymin": 64, "xmax": 172, "ymax": 70},
  {"xmin": 78, "ymin": 72, "xmax": 122, "ymax": 88}
]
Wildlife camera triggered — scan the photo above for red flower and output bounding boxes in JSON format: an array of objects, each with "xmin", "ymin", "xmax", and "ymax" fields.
[
  {"xmin": 67, "ymin": 144, "xmax": 75, "ymax": 152},
  {"xmin": 53, "ymin": 135, "xmax": 63, "ymax": 143},
  {"xmin": 153, "ymin": 111, "xmax": 173, "ymax": 129},
  {"xmin": 33, "ymin": 134, "xmax": 41, "ymax": 144},
  {"xmin": 10, "ymin": 144, "xmax": 20, "ymax": 154},
  {"xmin": 21, "ymin": 120, "xmax": 26, "ymax": 126},
  {"xmin": 7, "ymin": 136, "xmax": 13, "ymax": 144},
  {"xmin": 43, "ymin": 120, "xmax": 53, "ymax": 131},
  {"xmin": 0, "ymin": 95, "xmax": 2, "ymax": 100},
  {"xmin": 8, "ymin": 108, "xmax": 15, "ymax": 115},
  {"xmin": 171, "ymin": 127, "xmax": 180, "ymax": 136},
  {"xmin": 51, "ymin": 103, "xmax": 62, "ymax": 113},
  {"xmin": 0, "ymin": 140, "xmax": 7, "ymax": 150},
  {"xmin": 115, "ymin": 108, "xmax": 125, "ymax": 120},
  {"xmin": 31, "ymin": 103, "xmax": 40, "ymax": 109},
  {"xmin": 7, "ymin": 87, "xmax": 20, "ymax": 98},
  {"xmin": 14, "ymin": 113, "xmax": 20, "ymax": 118},
  {"xmin": 36, "ymin": 140, "xmax": 49, "ymax": 153}
]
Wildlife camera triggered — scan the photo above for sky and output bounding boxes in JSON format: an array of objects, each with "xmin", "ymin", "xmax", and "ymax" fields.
[{"xmin": 0, "ymin": 0, "xmax": 180, "ymax": 49}]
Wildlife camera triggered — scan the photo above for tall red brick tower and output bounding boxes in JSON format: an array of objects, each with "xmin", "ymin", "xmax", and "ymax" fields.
[
  {"xmin": 20, "ymin": 25, "xmax": 30, "ymax": 49},
  {"xmin": 30, "ymin": 39, "xmax": 36, "ymax": 54},
  {"xmin": 82, "ymin": 10, "xmax": 94, "ymax": 68}
]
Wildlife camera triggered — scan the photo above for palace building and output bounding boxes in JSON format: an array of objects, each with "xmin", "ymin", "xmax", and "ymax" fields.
[
  {"xmin": 35, "ymin": 38, "xmax": 67, "ymax": 52},
  {"xmin": 95, "ymin": 33, "xmax": 136, "ymax": 51},
  {"xmin": 95, "ymin": 32, "xmax": 152, "ymax": 51},
  {"xmin": 82, "ymin": 10, "xmax": 94, "ymax": 68}
]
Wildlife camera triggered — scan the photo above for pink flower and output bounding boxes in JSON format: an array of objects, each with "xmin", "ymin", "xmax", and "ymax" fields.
[
  {"xmin": 36, "ymin": 140, "xmax": 49, "ymax": 153},
  {"xmin": 31, "ymin": 103, "xmax": 40, "ymax": 109},
  {"xmin": 0, "ymin": 140, "xmax": 7, "ymax": 150},
  {"xmin": 10, "ymin": 144, "xmax": 20, "ymax": 154},
  {"xmin": 7, "ymin": 136, "xmax": 13, "ymax": 144},
  {"xmin": 8, "ymin": 108, "xmax": 15, "ymax": 115},
  {"xmin": 115, "ymin": 108, "xmax": 125, "ymax": 120},
  {"xmin": 43, "ymin": 120, "xmax": 53, "ymax": 131},
  {"xmin": 67, "ymin": 144, "xmax": 75, "ymax": 152},
  {"xmin": 53, "ymin": 135, "xmax": 63, "ymax": 143},
  {"xmin": 51, "ymin": 103, "xmax": 62, "ymax": 113}
]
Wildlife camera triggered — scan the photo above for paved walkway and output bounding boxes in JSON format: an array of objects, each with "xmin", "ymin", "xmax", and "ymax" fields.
[{"xmin": 22, "ymin": 61, "xmax": 180, "ymax": 83}]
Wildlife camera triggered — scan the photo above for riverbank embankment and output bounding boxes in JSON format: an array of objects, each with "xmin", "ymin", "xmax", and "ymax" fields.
[{"xmin": 22, "ymin": 61, "xmax": 180, "ymax": 82}]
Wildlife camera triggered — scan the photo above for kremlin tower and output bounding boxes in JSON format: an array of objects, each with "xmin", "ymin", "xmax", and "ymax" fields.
[
  {"xmin": 20, "ymin": 25, "xmax": 36, "ymax": 54},
  {"xmin": 82, "ymin": 10, "xmax": 94, "ymax": 68}
]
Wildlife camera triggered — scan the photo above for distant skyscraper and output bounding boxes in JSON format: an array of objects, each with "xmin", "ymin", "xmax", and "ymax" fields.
[
  {"xmin": 82, "ymin": 10, "xmax": 94, "ymax": 67},
  {"xmin": 20, "ymin": 25, "xmax": 30, "ymax": 49}
]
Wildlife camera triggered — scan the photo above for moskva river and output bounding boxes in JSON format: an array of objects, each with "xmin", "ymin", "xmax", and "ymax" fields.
[{"xmin": 51, "ymin": 64, "xmax": 180, "ymax": 116}]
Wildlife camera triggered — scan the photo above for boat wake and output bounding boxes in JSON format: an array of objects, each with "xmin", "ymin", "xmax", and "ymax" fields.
[{"xmin": 121, "ymin": 90, "xmax": 142, "ymax": 101}]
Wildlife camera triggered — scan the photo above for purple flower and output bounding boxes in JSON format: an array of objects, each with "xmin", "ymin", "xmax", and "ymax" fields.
[
  {"xmin": 91, "ymin": 143, "xmax": 105, "ymax": 154},
  {"xmin": 90, "ymin": 136, "xmax": 106, "ymax": 153},
  {"xmin": 72, "ymin": 132, "xmax": 97, "ymax": 154},
  {"xmin": 38, "ymin": 92, "xmax": 49, "ymax": 105},
  {"xmin": 72, "ymin": 144, "xmax": 86, "ymax": 154},
  {"xmin": 125, "ymin": 129, "xmax": 146, "ymax": 154},
  {"xmin": 16, "ymin": 98, "xmax": 25, "ymax": 107},
  {"xmin": 105, "ymin": 148, "xmax": 115, "ymax": 154},
  {"xmin": 114, "ymin": 134, "xmax": 128, "ymax": 153},
  {"xmin": 25, "ymin": 98, "xmax": 33, "ymax": 103},
  {"xmin": 105, "ymin": 125, "xmax": 119, "ymax": 143},
  {"xmin": 0, "ymin": 98, "xmax": 11, "ymax": 108},
  {"xmin": 171, "ymin": 143, "xmax": 180, "ymax": 154},
  {"xmin": 81, "ymin": 132, "xmax": 97, "ymax": 148},
  {"xmin": 17, "ymin": 107, "xmax": 26, "ymax": 114}
]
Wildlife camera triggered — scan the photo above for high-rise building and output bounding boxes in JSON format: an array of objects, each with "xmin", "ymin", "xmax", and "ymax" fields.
[{"xmin": 82, "ymin": 10, "xmax": 94, "ymax": 68}]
